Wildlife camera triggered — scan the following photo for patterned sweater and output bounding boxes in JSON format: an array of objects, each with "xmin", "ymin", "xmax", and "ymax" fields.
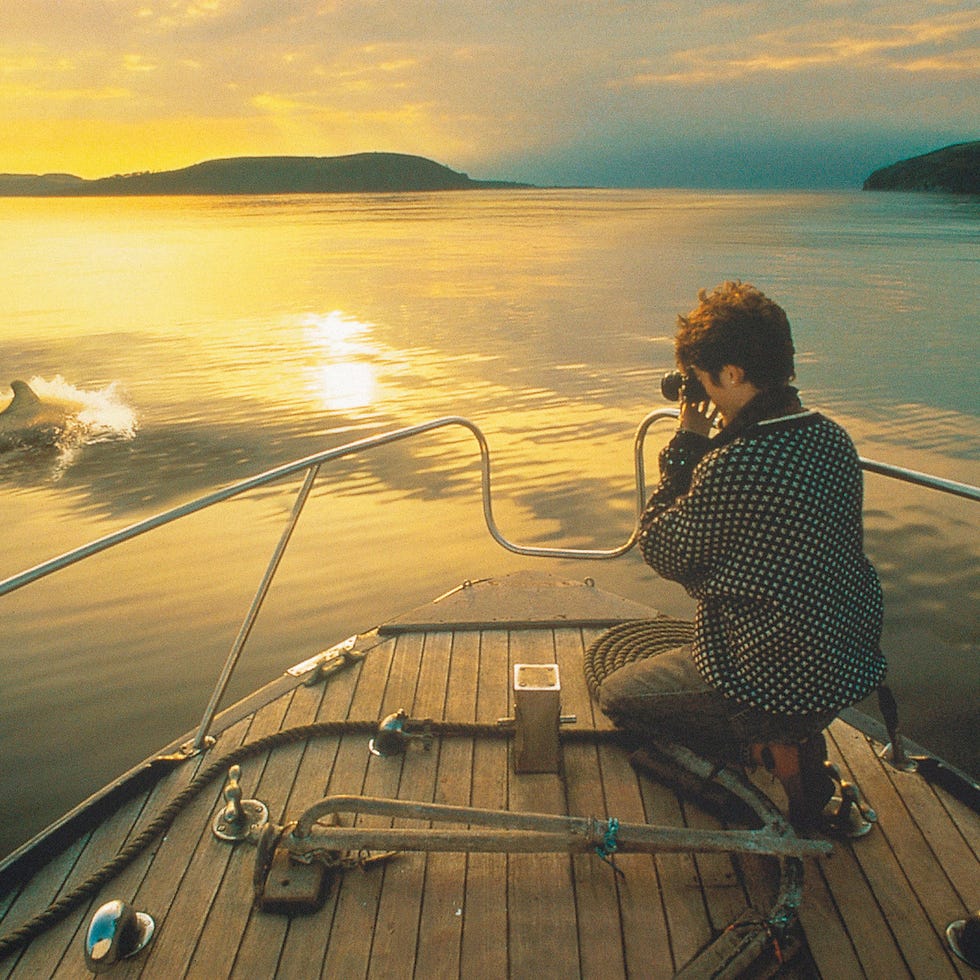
[{"xmin": 640, "ymin": 407, "xmax": 886, "ymax": 716}]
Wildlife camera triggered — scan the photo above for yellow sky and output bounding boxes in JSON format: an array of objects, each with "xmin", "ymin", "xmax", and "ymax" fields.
[{"xmin": 1, "ymin": 1, "xmax": 977, "ymax": 186}]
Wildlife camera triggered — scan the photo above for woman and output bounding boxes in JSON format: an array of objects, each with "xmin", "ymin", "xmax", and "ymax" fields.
[{"xmin": 600, "ymin": 281, "xmax": 886, "ymax": 827}]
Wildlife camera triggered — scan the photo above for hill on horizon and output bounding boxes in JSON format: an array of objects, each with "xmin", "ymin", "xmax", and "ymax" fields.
[
  {"xmin": 4, "ymin": 143, "xmax": 977, "ymax": 196},
  {"xmin": 0, "ymin": 152, "xmax": 531, "ymax": 197},
  {"xmin": 863, "ymin": 141, "xmax": 979, "ymax": 194}
]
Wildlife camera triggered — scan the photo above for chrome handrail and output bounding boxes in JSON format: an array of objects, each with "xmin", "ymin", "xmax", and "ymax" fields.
[
  {"xmin": 1, "ymin": 410, "xmax": 976, "ymax": 751},
  {"xmin": 0, "ymin": 410, "xmax": 673, "ymax": 603},
  {"xmin": 858, "ymin": 457, "xmax": 980, "ymax": 502}
]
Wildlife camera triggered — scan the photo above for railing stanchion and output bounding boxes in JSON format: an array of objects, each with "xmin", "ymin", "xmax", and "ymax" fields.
[{"xmin": 190, "ymin": 463, "xmax": 321, "ymax": 752}]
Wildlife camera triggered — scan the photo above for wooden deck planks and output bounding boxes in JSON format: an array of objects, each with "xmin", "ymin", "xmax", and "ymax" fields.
[
  {"xmin": 595, "ymin": 744, "xmax": 675, "ymax": 978},
  {"xmin": 579, "ymin": 627, "xmax": 676, "ymax": 979},
  {"xmin": 168, "ymin": 699, "xmax": 293, "ymax": 979},
  {"xmin": 227, "ymin": 679, "xmax": 329, "ymax": 980},
  {"xmin": 640, "ymin": 774, "xmax": 714, "ymax": 972},
  {"xmin": 825, "ymin": 723, "xmax": 970, "ymax": 980},
  {"xmin": 414, "ymin": 631, "xmax": 478, "ymax": 980},
  {"xmin": 368, "ymin": 630, "xmax": 453, "ymax": 979},
  {"xmin": 4, "ymin": 603, "xmax": 980, "ymax": 979},
  {"xmin": 271, "ymin": 633, "xmax": 371, "ymax": 980},
  {"xmin": 11, "ymin": 793, "xmax": 150, "ymax": 979},
  {"xmin": 884, "ymin": 766, "xmax": 980, "ymax": 910},
  {"xmin": 505, "ymin": 629, "xmax": 581, "ymax": 978},
  {"xmin": 1, "ymin": 836, "xmax": 93, "ymax": 980},
  {"xmin": 796, "ymin": 862, "xmax": 869, "ymax": 979},
  {"xmin": 459, "ymin": 629, "xmax": 509, "ymax": 980},
  {"xmin": 320, "ymin": 631, "xmax": 406, "ymax": 980},
  {"xmin": 555, "ymin": 627, "xmax": 629, "ymax": 979},
  {"xmin": 1, "ymin": 755, "xmax": 211, "ymax": 980}
]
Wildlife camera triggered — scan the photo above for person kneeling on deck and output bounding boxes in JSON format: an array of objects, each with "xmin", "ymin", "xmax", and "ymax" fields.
[{"xmin": 600, "ymin": 281, "xmax": 887, "ymax": 830}]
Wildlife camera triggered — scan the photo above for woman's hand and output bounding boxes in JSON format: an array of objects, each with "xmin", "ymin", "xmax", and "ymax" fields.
[{"xmin": 678, "ymin": 396, "xmax": 717, "ymax": 437}]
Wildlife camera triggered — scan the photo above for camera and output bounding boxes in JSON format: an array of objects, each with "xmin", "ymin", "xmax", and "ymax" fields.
[{"xmin": 661, "ymin": 370, "xmax": 708, "ymax": 403}]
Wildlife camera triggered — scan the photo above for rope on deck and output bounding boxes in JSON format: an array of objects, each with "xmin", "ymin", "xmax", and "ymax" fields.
[
  {"xmin": 0, "ymin": 718, "xmax": 623, "ymax": 960},
  {"xmin": 584, "ymin": 617, "xmax": 696, "ymax": 699}
]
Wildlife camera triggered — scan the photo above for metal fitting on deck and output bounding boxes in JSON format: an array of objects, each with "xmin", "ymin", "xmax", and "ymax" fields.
[
  {"xmin": 368, "ymin": 709, "xmax": 434, "ymax": 757},
  {"xmin": 212, "ymin": 764, "xmax": 269, "ymax": 842},
  {"xmin": 83, "ymin": 900, "xmax": 155, "ymax": 973}
]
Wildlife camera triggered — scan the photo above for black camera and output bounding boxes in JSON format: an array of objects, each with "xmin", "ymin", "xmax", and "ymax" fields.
[{"xmin": 661, "ymin": 370, "xmax": 708, "ymax": 403}]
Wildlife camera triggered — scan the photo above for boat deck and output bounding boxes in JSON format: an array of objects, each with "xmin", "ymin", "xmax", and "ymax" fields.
[{"xmin": 1, "ymin": 574, "xmax": 977, "ymax": 978}]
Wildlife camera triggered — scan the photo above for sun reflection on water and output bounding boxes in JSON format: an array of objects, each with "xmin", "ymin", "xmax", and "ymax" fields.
[{"xmin": 301, "ymin": 310, "xmax": 380, "ymax": 412}]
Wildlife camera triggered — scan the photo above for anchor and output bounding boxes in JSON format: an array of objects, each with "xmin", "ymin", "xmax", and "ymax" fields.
[
  {"xmin": 251, "ymin": 815, "xmax": 399, "ymax": 914},
  {"xmin": 244, "ymin": 769, "xmax": 831, "ymax": 915}
]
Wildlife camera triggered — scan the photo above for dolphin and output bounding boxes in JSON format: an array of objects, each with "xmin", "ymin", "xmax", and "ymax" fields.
[{"xmin": 0, "ymin": 379, "xmax": 80, "ymax": 449}]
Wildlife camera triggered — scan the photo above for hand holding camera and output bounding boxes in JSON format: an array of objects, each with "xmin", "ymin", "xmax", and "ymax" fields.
[{"xmin": 661, "ymin": 370, "xmax": 717, "ymax": 436}]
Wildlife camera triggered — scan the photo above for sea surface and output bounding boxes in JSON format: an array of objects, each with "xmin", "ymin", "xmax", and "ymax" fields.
[{"xmin": 0, "ymin": 189, "xmax": 977, "ymax": 860}]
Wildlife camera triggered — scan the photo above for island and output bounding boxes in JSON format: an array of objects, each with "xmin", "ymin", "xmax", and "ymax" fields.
[
  {"xmin": 0, "ymin": 152, "xmax": 532, "ymax": 197},
  {"xmin": 863, "ymin": 141, "xmax": 979, "ymax": 194}
]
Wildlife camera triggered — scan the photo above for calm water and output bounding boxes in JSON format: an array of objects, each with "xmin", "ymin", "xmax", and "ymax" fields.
[{"xmin": 0, "ymin": 189, "xmax": 977, "ymax": 860}]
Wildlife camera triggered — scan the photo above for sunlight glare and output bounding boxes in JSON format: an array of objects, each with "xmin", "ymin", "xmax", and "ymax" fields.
[{"xmin": 302, "ymin": 310, "xmax": 379, "ymax": 413}]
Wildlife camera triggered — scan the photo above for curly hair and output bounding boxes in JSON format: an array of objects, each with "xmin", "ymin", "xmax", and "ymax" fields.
[{"xmin": 675, "ymin": 281, "xmax": 796, "ymax": 390}]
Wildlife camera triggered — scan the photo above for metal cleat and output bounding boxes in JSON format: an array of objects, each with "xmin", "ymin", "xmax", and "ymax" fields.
[
  {"xmin": 876, "ymin": 684, "xmax": 918, "ymax": 772},
  {"xmin": 212, "ymin": 764, "xmax": 269, "ymax": 842},
  {"xmin": 286, "ymin": 635, "xmax": 366, "ymax": 686},
  {"xmin": 825, "ymin": 782, "xmax": 876, "ymax": 838},
  {"xmin": 369, "ymin": 709, "xmax": 433, "ymax": 757},
  {"xmin": 83, "ymin": 899, "xmax": 155, "ymax": 973},
  {"xmin": 879, "ymin": 740, "xmax": 918, "ymax": 772},
  {"xmin": 820, "ymin": 762, "xmax": 876, "ymax": 838}
]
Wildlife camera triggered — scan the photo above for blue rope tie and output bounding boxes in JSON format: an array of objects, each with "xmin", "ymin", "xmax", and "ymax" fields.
[
  {"xmin": 596, "ymin": 816, "xmax": 619, "ymax": 857},
  {"xmin": 595, "ymin": 817, "xmax": 624, "ymax": 877}
]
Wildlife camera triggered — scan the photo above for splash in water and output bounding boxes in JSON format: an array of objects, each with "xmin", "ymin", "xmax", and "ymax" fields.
[{"xmin": 0, "ymin": 375, "xmax": 138, "ymax": 464}]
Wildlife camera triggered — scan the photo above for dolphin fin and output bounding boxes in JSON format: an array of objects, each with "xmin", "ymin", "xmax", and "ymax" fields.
[
  {"xmin": 1, "ymin": 380, "xmax": 43, "ymax": 417},
  {"xmin": 10, "ymin": 380, "xmax": 41, "ymax": 403}
]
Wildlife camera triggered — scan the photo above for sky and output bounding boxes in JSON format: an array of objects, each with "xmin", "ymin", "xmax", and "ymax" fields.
[{"xmin": 1, "ymin": 1, "xmax": 977, "ymax": 188}]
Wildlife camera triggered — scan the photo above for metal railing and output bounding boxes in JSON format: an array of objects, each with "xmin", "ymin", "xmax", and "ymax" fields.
[
  {"xmin": 1, "ymin": 409, "xmax": 977, "ymax": 751},
  {"xmin": 857, "ymin": 456, "xmax": 980, "ymax": 502}
]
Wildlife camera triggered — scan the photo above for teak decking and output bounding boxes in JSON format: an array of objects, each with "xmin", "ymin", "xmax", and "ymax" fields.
[{"xmin": 1, "ymin": 574, "xmax": 977, "ymax": 978}]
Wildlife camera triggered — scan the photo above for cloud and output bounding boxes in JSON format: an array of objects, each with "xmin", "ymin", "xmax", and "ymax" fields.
[
  {"xmin": 123, "ymin": 53, "xmax": 159, "ymax": 73},
  {"xmin": 0, "ymin": 48, "xmax": 134, "ymax": 117},
  {"xmin": 0, "ymin": 0, "xmax": 975, "ymax": 182},
  {"xmin": 613, "ymin": 8, "xmax": 980, "ymax": 87}
]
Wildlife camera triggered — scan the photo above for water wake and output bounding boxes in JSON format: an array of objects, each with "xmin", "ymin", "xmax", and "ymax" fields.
[{"xmin": 0, "ymin": 375, "xmax": 138, "ymax": 467}]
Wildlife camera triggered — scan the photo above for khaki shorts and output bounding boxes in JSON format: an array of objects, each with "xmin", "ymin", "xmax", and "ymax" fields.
[{"xmin": 598, "ymin": 644, "xmax": 835, "ymax": 760}]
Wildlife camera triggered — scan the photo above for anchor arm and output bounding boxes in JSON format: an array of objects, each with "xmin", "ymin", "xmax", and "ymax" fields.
[{"xmin": 286, "ymin": 795, "xmax": 830, "ymax": 859}]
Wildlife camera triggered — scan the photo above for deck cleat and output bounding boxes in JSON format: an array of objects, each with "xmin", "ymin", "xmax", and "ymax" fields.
[
  {"xmin": 368, "ymin": 709, "xmax": 433, "ymax": 757},
  {"xmin": 947, "ymin": 911, "xmax": 980, "ymax": 968},
  {"xmin": 212, "ymin": 764, "xmax": 269, "ymax": 842},
  {"xmin": 824, "ymin": 781, "xmax": 876, "ymax": 838},
  {"xmin": 83, "ymin": 899, "xmax": 155, "ymax": 973},
  {"xmin": 876, "ymin": 685, "xmax": 918, "ymax": 772},
  {"xmin": 879, "ymin": 740, "xmax": 918, "ymax": 772}
]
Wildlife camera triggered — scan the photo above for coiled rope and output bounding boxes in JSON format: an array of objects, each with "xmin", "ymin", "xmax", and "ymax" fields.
[
  {"xmin": 584, "ymin": 617, "xmax": 695, "ymax": 699},
  {"xmin": 0, "ymin": 718, "xmax": 620, "ymax": 960}
]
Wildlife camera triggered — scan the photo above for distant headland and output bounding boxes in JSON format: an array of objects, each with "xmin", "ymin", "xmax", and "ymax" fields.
[
  {"xmin": 5, "ymin": 145, "xmax": 977, "ymax": 196},
  {"xmin": 863, "ymin": 141, "xmax": 979, "ymax": 194},
  {"xmin": 0, "ymin": 152, "xmax": 532, "ymax": 197}
]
